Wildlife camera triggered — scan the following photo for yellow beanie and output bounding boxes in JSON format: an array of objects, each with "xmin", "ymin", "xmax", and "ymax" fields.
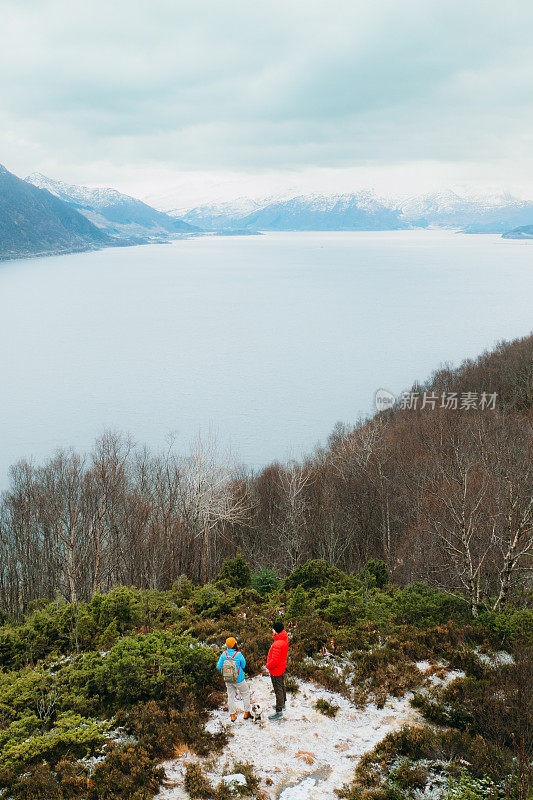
[{"xmin": 226, "ymin": 637, "xmax": 236, "ymax": 649}]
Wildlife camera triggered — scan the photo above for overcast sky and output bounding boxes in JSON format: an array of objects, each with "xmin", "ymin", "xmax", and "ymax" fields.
[{"xmin": 2, "ymin": 0, "xmax": 533, "ymax": 206}]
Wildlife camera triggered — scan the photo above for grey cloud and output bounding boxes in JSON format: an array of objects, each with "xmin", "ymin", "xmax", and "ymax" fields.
[{"xmin": 1, "ymin": 0, "xmax": 532, "ymax": 183}]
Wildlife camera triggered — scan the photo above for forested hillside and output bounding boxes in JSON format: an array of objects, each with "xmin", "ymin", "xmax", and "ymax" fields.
[
  {"xmin": 0, "ymin": 335, "xmax": 531, "ymax": 800},
  {"xmin": 1, "ymin": 334, "xmax": 531, "ymax": 620}
]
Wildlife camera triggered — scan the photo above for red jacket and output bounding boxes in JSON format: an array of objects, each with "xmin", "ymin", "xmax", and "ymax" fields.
[{"xmin": 266, "ymin": 630, "xmax": 289, "ymax": 676}]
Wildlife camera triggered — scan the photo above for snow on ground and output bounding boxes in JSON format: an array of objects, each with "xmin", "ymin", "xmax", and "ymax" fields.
[
  {"xmin": 156, "ymin": 674, "xmax": 425, "ymax": 800},
  {"xmin": 415, "ymin": 661, "xmax": 465, "ymax": 688},
  {"xmin": 474, "ymin": 649, "xmax": 514, "ymax": 668}
]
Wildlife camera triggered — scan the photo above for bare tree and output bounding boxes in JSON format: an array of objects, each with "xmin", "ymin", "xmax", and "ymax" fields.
[
  {"xmin": 275, "ymin": 461, "xmax": 312, "ymax": 571},
  {"xmin": 178, "ymin": 434, "xmax": 249, "ymax": 581},
  {"xmin": 85, "ymin": 431, "xmax": 132, "ymax": 595},
  {"xmin": 419, "ymin": 417, "xmax": 495, "ymax": 617},
  {"xmin": 488, "ymin": 417, "xmax": 533, "ymax": 609},
  {"xmin": 38, "ymin": 451, "xmax": 88, "ymax": 605}
]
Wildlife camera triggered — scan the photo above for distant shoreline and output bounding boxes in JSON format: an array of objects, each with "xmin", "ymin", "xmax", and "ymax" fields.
[{"xmin": 1, "ymin": 226, "xmax": 530, "ymax": 264}]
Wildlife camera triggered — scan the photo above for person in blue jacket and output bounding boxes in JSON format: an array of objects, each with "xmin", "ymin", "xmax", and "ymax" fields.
[{"xmin": 217, "ymin": 637, "xmax": 251, "ymax": 722}]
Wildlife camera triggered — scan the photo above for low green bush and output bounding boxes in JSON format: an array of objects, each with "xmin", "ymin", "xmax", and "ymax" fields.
[
  {"xmin": 251, "ymin": 567, "xmax": 280, "ymax": 596},
  {"xmin": 91, "ymin": 745, "xmax": 165, "ymax": 799},
  {"xmin": 444, "ymin": 771, "xmax": 501, "ymax": 800},
  {"xmin": 361, "ymin": 560, "xmax": 390, "ymax": 590},
  {"xmin": 184, "ymin": 763, "xmax": 214, "ymax": 799},
  {"xmin": 191, "ymin": 585, "xmax": 236, "ymax": 618},
  {"xmin": 314, "ymin": 698, "xmax": 339, "ymax": 717},
  {"xmin": 285, "ymin": 559, "xmax": 349, "ymax": 591},
  {"xmin": 389, "ymin": 759, "xmax": 427, "ymax": 792},
  {"xmin": 0, "ymin": 587, "xmax": 183, "ymax": 672},
  {"xmin": 392, "ymin": 584, "xmax": 471, "ymax": 628},
  {"xmin": 91, "ymin": 631, "xmax": 218, "ymax": 708},
  {"xmin": 285, "ymin": 676, "xmax": 299, "ymax": 694},
  {"xmin": 0, "ymin": 711, "xmax": 109, "ymax": 778},
  {"xmin": 286, "ymin": 585, "xmax": 310, "ymax": 620},
  {"xmin": 475, "ymin": 608, "xmax": 533, "ymax": 649},
  {"xmin": 215, "ymin": 555, "xmax": 252, "ymax": 589}
]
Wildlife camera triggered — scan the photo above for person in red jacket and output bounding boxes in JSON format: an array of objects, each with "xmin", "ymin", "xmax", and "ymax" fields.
[{"xmin": 265, "ymin": 621, "xmax": 289, "ymax": 720}]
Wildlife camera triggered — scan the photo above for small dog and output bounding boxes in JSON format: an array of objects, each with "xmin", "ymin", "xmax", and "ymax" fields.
[{"xmin": 250, "ymin": 702, "xmax": 263, "ymax": 724}]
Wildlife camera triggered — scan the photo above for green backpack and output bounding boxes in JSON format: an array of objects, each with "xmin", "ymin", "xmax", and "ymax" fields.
[{"xmin": 222, "ymin": 650, "xmax": 239, "ymax": 683}]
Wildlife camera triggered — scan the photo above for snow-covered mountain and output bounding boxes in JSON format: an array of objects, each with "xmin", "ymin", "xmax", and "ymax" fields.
[
  {"xmin": 176, "ymin": 192, "xmax": 408, "ymax": 231},
  {"xmin": 396, "ymin": 190, "xmax": 533, "ymax": 232},
  {"xmin": 22, "ymin": 175, "xmax": 530, "ymax": 238},
  {"xmin": 240, "ymin": 192, "xmax": 409, "ymax": 231},
  {"xmin": 173, "ymin": 197, "xmax": 265, "ymax": 231},
  {"xmin": 170, "ymin": 189, "xmax": 533, "ymax": 233},
  {"xmin": 0, "ymin": 165, "xmax": 113, "ymax": 260},
  {"xmin": 25, "ymin": 174, "xmax": 199, "ymax": 241},
  {"xmin": 502, "ymin": 224, "xmax": 533, "ymax": 239}
]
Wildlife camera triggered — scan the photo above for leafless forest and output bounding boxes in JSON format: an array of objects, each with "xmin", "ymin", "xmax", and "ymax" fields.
[{"xmin": 1, "ymin": 334, "xmax": 531, "ymax": 620}]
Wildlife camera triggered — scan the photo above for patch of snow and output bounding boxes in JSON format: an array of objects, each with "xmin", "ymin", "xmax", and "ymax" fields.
[
  {"xmin": 109, "ymin": 727, "xmax": 137, "ymax": 747},
  {"xmin": 79, "ymin": 753, "xmax": 107, "ymax": 775},
  {"xmin": 475, "ymin": 649, "xmax": 514, "ymax": 668},
  {"xmin": 48, "ymin": 654, "xmax": 75, "ymax": 671},
  {"xmin": 156, "ymin": 675, "xmax": 424, "ymax": 800},
  {"xmin": 26, "ymin": 173, "xmax": 129, "ymax": 208},
  {"xmin": 221, "ymin": 773, "xmax": 247, "ymax": 787},
  {"xmin": 278, "ymin": 777, "xmax": 318, "ymax": 799},
  {"xmin": 303, "ymin": 653, "xmax": 357, "ymax": 686},
  {"xmin": 414, "ymin": 660, "xmax": 464, "ymax": 688}
]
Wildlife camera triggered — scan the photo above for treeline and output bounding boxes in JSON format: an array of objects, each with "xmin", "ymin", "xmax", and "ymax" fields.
[{"xmin": 1, "ymin": 334, "xmax": 531, "ymax": 620}]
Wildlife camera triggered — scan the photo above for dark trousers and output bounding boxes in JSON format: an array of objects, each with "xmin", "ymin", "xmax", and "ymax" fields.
[{"xmin": 271, "ymin": 672, "xmax": 286, "ymax": 712}]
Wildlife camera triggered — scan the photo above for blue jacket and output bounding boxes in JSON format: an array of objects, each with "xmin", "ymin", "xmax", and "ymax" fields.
[{"xmin": 217, "ymin": 648, "xmax": 246, "ymax": 683}]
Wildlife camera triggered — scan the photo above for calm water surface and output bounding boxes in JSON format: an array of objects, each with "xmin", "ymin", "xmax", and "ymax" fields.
[{"xmin": 1, "ymin": 231, "xmax": 532, "ymax": 483}]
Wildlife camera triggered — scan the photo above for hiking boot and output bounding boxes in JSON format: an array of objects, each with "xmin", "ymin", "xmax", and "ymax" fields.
[
  {"xmin": 243, "ymin": 711, "xmax": 251, "ymax": 720},
  {"xmin": 268, "ymin": 711, "xmax": 283, "ymax": 721},
  {"xmin": 230, "ymin": 713, "xmax": 237, "ymax": 722}
]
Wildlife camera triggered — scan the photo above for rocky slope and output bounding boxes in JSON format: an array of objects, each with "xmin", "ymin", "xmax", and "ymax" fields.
[
  {"xmin": 0, "ymin": 164, "xmax": 113, "ymax": 260},
  {"xmin": 26, "ymin": 173, "xmax": 200, "ymax": 241}
]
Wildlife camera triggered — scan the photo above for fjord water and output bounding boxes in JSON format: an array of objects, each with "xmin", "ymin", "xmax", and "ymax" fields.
[{"xmin": 1, "ymin": 230, "xmax": 532, "ymax": 484}]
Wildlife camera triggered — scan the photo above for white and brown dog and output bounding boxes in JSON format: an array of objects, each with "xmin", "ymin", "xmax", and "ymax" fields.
[{"xmin": 250, "ymin": 702, "xmax": 263, "ymax": 724}]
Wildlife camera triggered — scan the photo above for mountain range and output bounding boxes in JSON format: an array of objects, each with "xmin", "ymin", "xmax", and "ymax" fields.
[
  {"xmin": 2, "ymin": 164, "xmax": 533, "ymax": 262},
  {"xmin": 171, "ymin": 189, "xmax": 533, "ymax": 234}
]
